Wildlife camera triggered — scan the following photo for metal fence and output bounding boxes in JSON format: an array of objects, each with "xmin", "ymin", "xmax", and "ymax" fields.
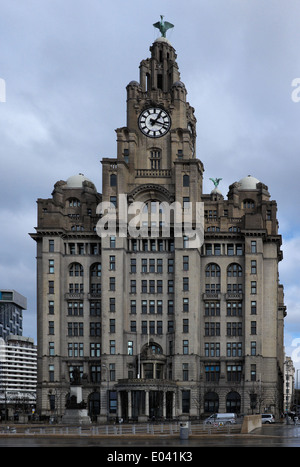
[{"xmin": 0, "ymin": 421, "xmax": 241, "ymax": 437}]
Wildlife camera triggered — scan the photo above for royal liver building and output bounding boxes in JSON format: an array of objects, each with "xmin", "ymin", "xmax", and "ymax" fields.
[{"xmin": 31, "ymin": 20, "xmax": 286, "ymax": 422}]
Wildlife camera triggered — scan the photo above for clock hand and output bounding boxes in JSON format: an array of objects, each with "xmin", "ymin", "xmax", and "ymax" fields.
[
  {"xmin": 152, "ymin": 120, "xmax": 169, "ymax": 129},
  {"xmin": 150, "ymin": 110, "xmax": 163, "ymax": 126}
]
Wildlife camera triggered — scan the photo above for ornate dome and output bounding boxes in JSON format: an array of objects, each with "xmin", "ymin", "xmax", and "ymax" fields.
[
  {"xmin": 66, "ymin": 173, "xmax": 95, "ymax": 189},
  {"xmin": 238, "ymin": 175, "xmax": 260, "ymax": 190}
]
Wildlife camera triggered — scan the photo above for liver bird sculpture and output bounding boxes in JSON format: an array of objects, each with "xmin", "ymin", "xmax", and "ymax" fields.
[{"xmin": 153, "ymin": 15, "xmax": 174, "ymax": 38}]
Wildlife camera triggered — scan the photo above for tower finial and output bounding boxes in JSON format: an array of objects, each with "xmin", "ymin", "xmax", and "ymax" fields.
[
  {"xmin": 153, "ymin": 15, "xmax": 174, "ymax": 38},
  {"xmin": 209, "ymin": 178, "xmax": 222, "ymax": 188}
]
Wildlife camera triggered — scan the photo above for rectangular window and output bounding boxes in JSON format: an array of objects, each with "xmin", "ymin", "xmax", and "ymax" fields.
[
  {"xmin": 49, "ymin": 365, "xmax": 54, "ymax": 382},
  {"xmin": 149, "ymin": 321, "xmax": 155, "ymax": 334},
  {"xmin": 227, "ymin": 244, "xmax": 234, "ymax": 256},
  {"xmin": 251, "ymin": 341, "xmax": 256, "ymax": 355},
  {"xmin": 130, "ymin": 280, "xmax": 136, "ymax": 294},
  {"xmin": 90, "ymin": 365, "xmax": 101, "ymax": 383},
  {"xmin": 227, "ymin": 365, "xmax": 242, "ymax": 382},
  {"xmin": 141, "ymin": 300, "xmax": 147, "ymax": 314},
  {"xmin": 149, "ymin": 259, "xmax": 155, "ymax": 272},
  {"xmin": 130, "ymin": 258, "xmax": 136, "ymax": 273},
  {"xmin": 49, "ymin": 321, "xmax": 54, "ymax": 335},
  {"xmin": 149, "ymin": 300, "xmax": 155, "ymax": 314},
  {"xmin": 251, "ymin": 240, "xmax": 257, "ymax": 253},
  {"xmin": 251, "ymin": 260, "xmax": 257, "ymax": 274},
  {"xmin": 49, "ymin": 342, "xmax": 55, "ymax": 356},
  {"xmin": 110, "ymin": 340, "xmax": 116, "ymax": 354},
  {"xmin": 48, "ymin": 281, "xmax": 54, "ymax": 294},
  {"xmin": 90, "ymin": 301, "xmax": 101, "ymax": 316},
  {"xmin": 109, "ymin": 277, "xmax": 115, "ymax": 291},
  {"xmin": 109, "ymin": 256, "xmax": 116, "ymax": 270},
  {"xmin": 127, "ymin": 341, "xmax": 133, "ymax": 355},
  {"xmin": 183, "ymin": 363, "xmax": 189, "ymax": 381},
  {"xmin": 130, "ymin": 320, "xmax": 136, "ymax": 333},
  {"xmin": 183, "ymin": 340, "xmax": 189, "ymax": 354},
  {"xmin": 251, "ymin": 364, "xmax": 256, "ymax": 381},
  {"xmin": 149, "ymin": 280, "xmax": 155, "ymax": 293},
  {"xmin": 182, "ymin": 390, "xmax": 190, "ymax": 413},
  {"xmin": 183, "ymin": 277, "xmax": 189, "ymax": 291},
  {"xmin": 48, "ymin": 300, "xmax": 54, "ymax": 314},
  {"xmin": 168, "ymin": 300, "xmax": 174, "ymax": 314},
  {"xmin": 251, "ymin": 281, "xmax": 257, "ymax": 294},
  {"xmin": 90, "ymin": 343, "xmax": 101, "ymax": 357},
  {"xmin": 141, "ymin": 259, "xmax": 147, "ymax": 273},
  {"xmin": 168, "ymin": 259, "xmax": 174, "ymax": 273},
  {"xmin": 109, "ymin": 319, "xmax": 115, "ymax": 333},
  {"xmin": 110, "ymin": 297, "xmax": 116, "ymax": 312},
  {"xmin": 251, "ymin": 321, "xmax": 257, "ymax": 335},
  {"xmin": 183, "ymin": 319, "xmax": 189, "ymax": 333},
  {"xmin": 157, "ymin": 259, "xmax": 163, "ymax": 273},
  {"xmin": 183, "ymin": 298, "xmax": 189, "ymax": 312},
  {"xmin": 183, "ymin": 256, "xmax": 189, "ymax": 271},
  {"xmin": 205, "ymin": 365, "xmax": 220, "ymax": 382},
  {"xmin": 49, "ymin": 259, "xmax": 54, "ymax": 273},
  {"xmin": 130, "ymin": 300, "xmax": 136, "ymax": 314}
]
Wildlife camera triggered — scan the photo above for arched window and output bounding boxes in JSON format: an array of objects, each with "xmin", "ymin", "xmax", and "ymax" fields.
[
  {"xmin": 69, "ymin": 263, "xmax": 83, "ymax": 277},
  {"xmin": 205, "ymin": 263, "xmax": 221, "ymax": 277},
  {"xmin": 90, "ymin": 263, "xmax": 101, "ymax": 277},
  {"xmin": 90, "ymin": 263, "xmax": 101, "ymax": 295},
  {"xmin": 68, "ymin": 198, "xmax": 81, "ymax": 207},
  {"xmin": 205, "ymin": 263, "xmax": 221, "ymax": 294},
  {"xmin": 227, "ymin": 263, "xmax": 242, "ymax": 277},
  {"xmin": 243, "ymin": 199, "xmax": 255, "ymax": 209}
]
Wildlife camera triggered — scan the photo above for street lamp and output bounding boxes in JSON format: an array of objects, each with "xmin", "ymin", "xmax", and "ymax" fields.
[{"xmin": 102, "ymin": 364, "xmax": 109, "ymax": 421}]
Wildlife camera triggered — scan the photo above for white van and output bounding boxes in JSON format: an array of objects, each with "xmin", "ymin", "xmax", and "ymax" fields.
[{"xmin": 204, "ymin": 413, "xmax": 237, "ymax": 425}]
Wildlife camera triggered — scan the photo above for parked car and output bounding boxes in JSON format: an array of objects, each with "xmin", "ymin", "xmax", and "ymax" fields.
[
  {"xmin": 204, "ymin": 413, "xmax": 237, "ymax": 425},
  {"xmin": 261, "ymin": 414, "xmax": 275, "ymax": 424}
]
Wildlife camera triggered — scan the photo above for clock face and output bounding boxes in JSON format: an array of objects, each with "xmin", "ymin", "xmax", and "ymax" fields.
[{"xmin": 138, "ymin": 107, "xmax": 171, "ymax": 138}]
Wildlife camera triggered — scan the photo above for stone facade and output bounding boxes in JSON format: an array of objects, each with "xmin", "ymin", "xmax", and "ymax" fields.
[{"xmin": 30, "ymin": 34, "xmax": 286, "ymax": 421}]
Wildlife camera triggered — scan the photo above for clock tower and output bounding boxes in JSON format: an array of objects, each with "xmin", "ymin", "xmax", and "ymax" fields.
[
  {"xmin": 99, "ymin": 23, "xmax": 205, "ymax": 421},
  {"xmin": 101, "ymin": 31, "xmax": 204, "ymax": 213}
]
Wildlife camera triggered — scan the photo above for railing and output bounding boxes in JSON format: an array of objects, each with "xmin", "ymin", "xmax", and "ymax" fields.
[
  {"xmin": 0, "ymin": 421, "xmax": 242, "ymax": 437},
  {"xmin": 136, "ymin": 169, "xmax": 171, "ymax": 177}
]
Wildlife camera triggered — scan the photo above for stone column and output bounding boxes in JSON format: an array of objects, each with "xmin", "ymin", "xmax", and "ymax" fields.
[
  {"xmin": 163, "ymin": 391, "xmax": 166, "ymax": 419},
  {"xmin": 128, "ymin": 390, "xmax": 132, "ymax": 419},
  {"xmin": 145, "ymin": 390, "xmax": 149, "ymax": 418}
]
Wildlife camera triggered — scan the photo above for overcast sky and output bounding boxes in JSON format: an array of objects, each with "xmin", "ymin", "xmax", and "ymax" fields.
[{"xmin": 1, "ymin": 0, "xmax": 300, "ymax": 377}]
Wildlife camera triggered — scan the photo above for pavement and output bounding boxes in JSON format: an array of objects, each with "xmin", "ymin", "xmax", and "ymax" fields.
[{"xmin": 0, "ymin": 422, "xmax": 299, "ymax": 447}]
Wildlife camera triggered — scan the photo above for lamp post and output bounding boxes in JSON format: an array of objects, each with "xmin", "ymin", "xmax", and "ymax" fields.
[{"xmin": 102, "ymin": 364, "xmax": 109, "ymax": 421}]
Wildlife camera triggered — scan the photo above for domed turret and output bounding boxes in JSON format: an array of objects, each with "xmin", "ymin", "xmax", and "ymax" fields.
[
  {"xmin": 238, "ymin": 175, "xmax": 260, "ymax": 190},
  {"xmin": 66, "ymin": 173, "xmax": 96, "ymax": 190}
]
